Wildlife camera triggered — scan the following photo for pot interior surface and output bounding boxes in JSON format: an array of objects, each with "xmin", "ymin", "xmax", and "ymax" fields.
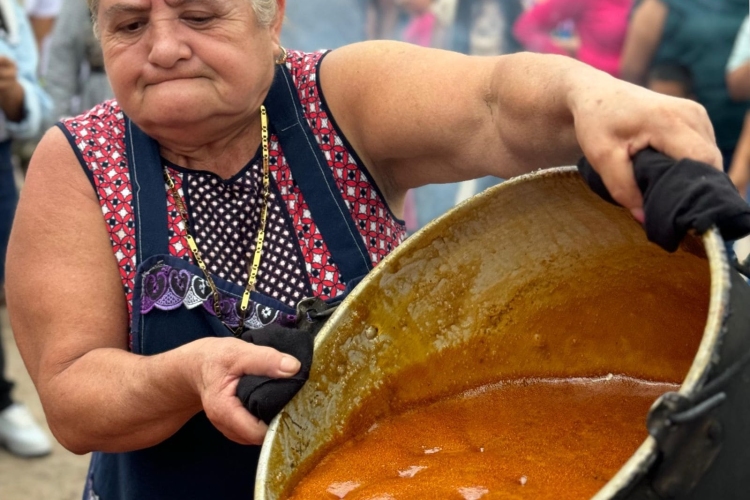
[{"xmin": 257, "ymin": 170, "xmax": 714, "ymax": 500}]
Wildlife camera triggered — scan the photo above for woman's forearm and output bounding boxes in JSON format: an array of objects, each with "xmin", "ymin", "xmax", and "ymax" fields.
[
  {"xmin": 488, "ymin": 53, "xmax": 595, "ymax": 172},
  {"xmin": 42, "ymin": 345, "xmax": 202, "ymax": 454}
]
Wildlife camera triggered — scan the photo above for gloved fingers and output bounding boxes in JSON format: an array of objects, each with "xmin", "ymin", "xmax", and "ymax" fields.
[
  {"xmin": 238, "ymin": 376, "xmax": 307, "ymax": 425},
  {"xmin": 235, "ymin": 324, "xmax": 315, "ymax": 424}
]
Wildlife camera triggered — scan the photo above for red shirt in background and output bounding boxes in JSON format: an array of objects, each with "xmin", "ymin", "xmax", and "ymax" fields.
[{"xmin": 513, "ymin": 0, "xmax": 633, "ymax": 77}]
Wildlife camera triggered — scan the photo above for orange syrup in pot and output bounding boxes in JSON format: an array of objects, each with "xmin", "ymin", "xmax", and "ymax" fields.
[{"xmin": 287, "ymin": 376, "xmax": 676, "ymax": 499}]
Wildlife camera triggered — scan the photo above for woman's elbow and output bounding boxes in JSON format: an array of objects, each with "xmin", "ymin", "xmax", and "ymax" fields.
[
  {"xmin": 42, "ymin": 402, "xmax": 96, "ymax": 455},
  {"xmin": 45, "ymin": 421, "xmax": 92, "ymax": 455},
  {"xmin": 51, "ymin": 430, "xmax": 92, "ymax": 456}
]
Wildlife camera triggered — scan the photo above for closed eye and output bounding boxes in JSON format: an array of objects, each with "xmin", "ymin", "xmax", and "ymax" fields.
[
  {"xmin": 183, "ymin": 15, "xmax": 215, "ymax": 27},
  {"xmin": 118, "ymin": 19, "xmax": 147, "ymax": 34}
]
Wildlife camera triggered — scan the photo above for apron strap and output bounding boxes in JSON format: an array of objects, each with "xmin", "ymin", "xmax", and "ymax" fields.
[
  {"xmin": 125, "ymin": 116, "xmax": 171, "ymax": 265},
  {"xmin": 264, "ymin": 64, "xmax": 374, "ymax": 285}
]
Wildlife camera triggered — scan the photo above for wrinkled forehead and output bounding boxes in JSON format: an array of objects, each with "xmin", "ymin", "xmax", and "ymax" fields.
[{"xmin": 94, "ymin": 0, "xmax": 244, "ymax": 15}]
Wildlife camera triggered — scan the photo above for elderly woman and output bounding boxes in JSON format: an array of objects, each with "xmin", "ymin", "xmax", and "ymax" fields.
[{"xmin": 5, "ymin": 0, "xmax": 723, "ymax": 498}]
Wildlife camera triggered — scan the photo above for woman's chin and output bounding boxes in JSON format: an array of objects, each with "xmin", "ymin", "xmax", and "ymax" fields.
[
  {"xmin": 131, "ymin": 99, "xmax": 222, "ymax": 132},
  {"xmin": 131, "ymin": 85, "xmax": 224, "ymax": 127},
  {"xmin": 122, "ymin": 83, "xmax": 254, "ymax": 137},
  {"xmin": 140, "ymin": 109, "xmax": 209, "ymax": 129}
]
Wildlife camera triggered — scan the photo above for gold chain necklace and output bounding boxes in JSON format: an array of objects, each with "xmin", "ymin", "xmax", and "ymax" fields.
[{"xmin": 163, "ymin": 105, "xmax": 271, "ymax": 337}]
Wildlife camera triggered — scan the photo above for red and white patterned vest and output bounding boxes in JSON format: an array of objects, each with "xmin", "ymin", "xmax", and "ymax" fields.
[{"xmin": 59, "ymin": 50, "xmax": 407, "ymax": 324}]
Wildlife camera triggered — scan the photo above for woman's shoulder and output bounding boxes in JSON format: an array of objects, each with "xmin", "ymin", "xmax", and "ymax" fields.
[
  {"xmin": 57, "ymin": 100, "xmax": 128, "ymax": 176},
  {"xmin": 285, "ymin": 49, "xmax": 330, "ymax": 82},
  {"xmin": 58, "ymin": 100, "xmax": 126, "ymax": 152}
]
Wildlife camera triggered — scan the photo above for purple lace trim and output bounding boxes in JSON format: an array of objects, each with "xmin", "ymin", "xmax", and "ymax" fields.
[{"xmin": 140, "ymin": 264, "xmax": 297, "ymax": 330}]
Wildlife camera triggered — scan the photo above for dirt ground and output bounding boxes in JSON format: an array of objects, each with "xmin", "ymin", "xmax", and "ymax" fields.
[{"xmin": 0, "ymin": 307, "xmax": 90, "ymax": 500}]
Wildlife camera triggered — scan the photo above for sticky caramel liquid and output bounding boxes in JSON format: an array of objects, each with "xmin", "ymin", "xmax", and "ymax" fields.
[{"xmin": 288, "ymin": 377, "xmax": 676, "ymax": 500}]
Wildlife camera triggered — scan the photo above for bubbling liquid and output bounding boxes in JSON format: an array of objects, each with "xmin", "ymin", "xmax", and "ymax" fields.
[{"xmin": 288, "ymin": 376, "xmax": 676, "ymax": 499}]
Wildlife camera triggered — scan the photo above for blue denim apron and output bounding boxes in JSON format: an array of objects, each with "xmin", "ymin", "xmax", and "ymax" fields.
[{"xmin": 84, "ymin": 65, "xmax": 374, "ymax": 500}]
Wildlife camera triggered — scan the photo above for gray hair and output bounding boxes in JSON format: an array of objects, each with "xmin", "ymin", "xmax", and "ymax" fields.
[{"xmin": 88, "ymin": 0, "xmax": 279, "ymax": 32}]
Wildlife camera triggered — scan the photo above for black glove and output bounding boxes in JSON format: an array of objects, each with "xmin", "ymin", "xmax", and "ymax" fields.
[
  {"xmin": 236, "ymin": 323, "xmax": 314, "ymax": 425},
  {"xmin": 235, "ymin": 298, "xmax": 337, "ymax": 425},
  {"xmin": 578, "ymin": 148, "xmax": 750, "ymax": 252}
]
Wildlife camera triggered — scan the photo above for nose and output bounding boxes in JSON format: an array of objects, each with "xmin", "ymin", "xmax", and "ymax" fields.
[{"xmin": 146, "ymin": 20, "xmax": 191, "ymax": 68}]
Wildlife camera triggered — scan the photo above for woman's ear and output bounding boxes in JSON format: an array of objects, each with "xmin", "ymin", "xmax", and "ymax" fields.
[{"xmin": 270, "ymin": 0, "xmax": 286, "ymax": 45}]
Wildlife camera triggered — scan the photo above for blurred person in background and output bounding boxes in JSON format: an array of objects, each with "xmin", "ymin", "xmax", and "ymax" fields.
[
  {"xmin": 452, "ymin": 0, "xmax": 523, "ymax": 56},
  {"xmin": 727, "ymin": 15, "xmax": 750, "ymax": 103},
  {"xmin": 25, "ymin": 0, "xmax": 62, "ymax": 72},
  {"xmin": 646, "ymin": 63, "xmax": 694, "ymax": 100},
  {"xmin": 0, "ymin": 0, "xmax": 52, "ymax": 459},
  {"xmin": 24, "ymin": 0, "xmax": 61, "ymax": 52},
  {"xmin": 44, "ymin": 0, "xmax": 113, "ymax": 127},
  {"xmin": 281, "ymin": 0, "xmax": 369, "ymax": 52},
  {"xmin": 513, "ymin": 0, "xmax": 633, "ymax": 77},
  {"xmin": 398, "ymin": 0, "xmax": 440, "ymax": 47},
  {"xmin": 727, "ymin": 15, "xmax": 750, "ymax": 198},
  {"xmin": 450, "ymin": 0, "xmax": 524, "ymax": 207},
  {"xmin": 397, "ymin": 0, "xmax": 460, "ymax": 230},
  {"xmin": 398, "ymin": 0, "xmax": 460, "ymax": 48},
  {"xmin": 621, "ymin": 0, "xmax": 749, "ymax": 171},
  {"xmin": 367, "ymin": 0, "xmax": 401, "ymax": 40},
  {"xmin": 16, "ymin": 0, "xmax": 61, "ymax": 173}
]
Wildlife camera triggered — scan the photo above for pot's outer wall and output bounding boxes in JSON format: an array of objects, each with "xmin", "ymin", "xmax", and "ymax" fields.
[
  {"xmin": 621, "ymin": 270, "xmax": 750, "ymax": 500},
  {"xmin": 256, "ymin": 169, "xmax": 728, "ymax": 500}
]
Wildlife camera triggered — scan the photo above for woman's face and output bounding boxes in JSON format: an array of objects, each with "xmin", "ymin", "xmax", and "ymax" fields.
[{"xmin": 97, "ymin": 0, "xmax": 283, "ymax": 136}]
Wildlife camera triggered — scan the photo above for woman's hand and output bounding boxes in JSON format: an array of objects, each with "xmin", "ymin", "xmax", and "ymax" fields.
[
  {"xmin": 185, "ymin": 337, "xmax": 301, "ymax": 445},
  {"xmin": 569, "ymin": 76, "xmax": 722, "ymax": 222}
]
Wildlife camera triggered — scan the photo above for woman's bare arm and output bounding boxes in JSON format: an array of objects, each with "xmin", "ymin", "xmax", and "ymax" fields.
[
  {"xmin": 7, "ymin": 128, "xmax": 299, "ymax": 453},
  {"xmin": 322, "ymin": 41, "xmax": 720, "ymax": 222}
]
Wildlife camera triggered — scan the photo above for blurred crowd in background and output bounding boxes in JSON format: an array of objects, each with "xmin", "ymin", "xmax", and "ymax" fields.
[
  {"xmin": 0, "ymin": 0, "xmax": 749, "ymax": 461},
  {"xmin": 7, "ymin": 0, "xmax": 750, "ymax": 232}
]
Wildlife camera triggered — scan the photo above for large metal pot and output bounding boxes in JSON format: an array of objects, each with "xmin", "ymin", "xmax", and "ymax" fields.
[{"xmin": 256, "ymin": 168, "xmax": 750, "ymax": 499}]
